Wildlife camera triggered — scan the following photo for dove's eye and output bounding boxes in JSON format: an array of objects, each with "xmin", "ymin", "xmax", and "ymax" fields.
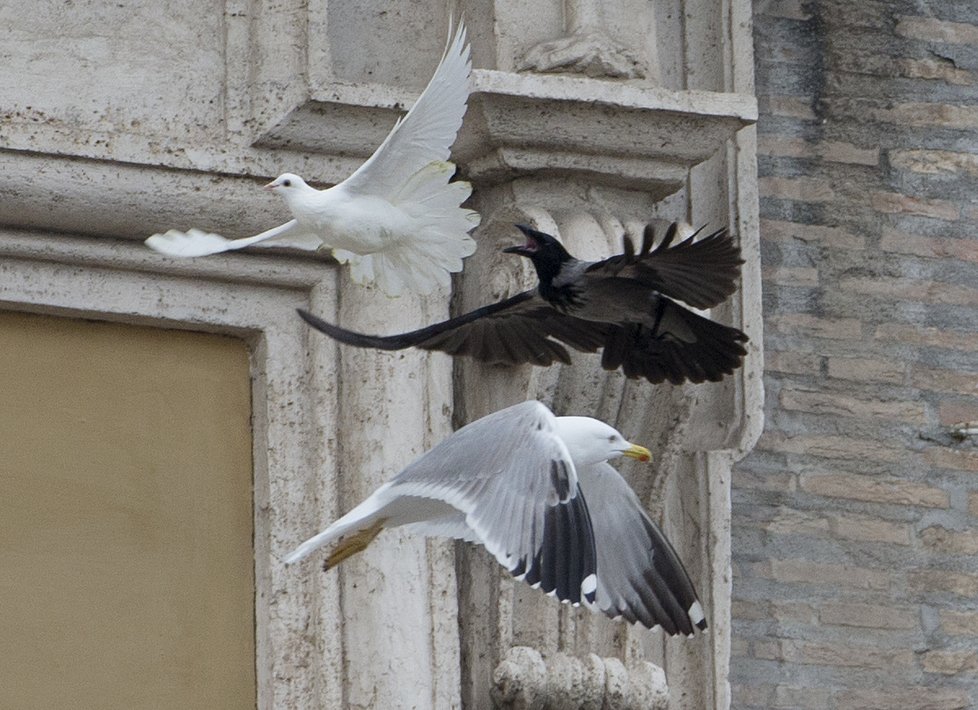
[{"xmin": 283, "ymin": 179, "xmax": 292, "ymax": 187}]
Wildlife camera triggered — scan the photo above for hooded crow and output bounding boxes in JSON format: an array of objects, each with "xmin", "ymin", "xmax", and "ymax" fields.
[{"xmin": 298, "ymin": 222, "xmax": 749, "ymax": 384}]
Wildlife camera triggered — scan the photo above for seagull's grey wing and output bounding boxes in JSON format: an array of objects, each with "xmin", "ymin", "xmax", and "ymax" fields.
[
  {"xmin": 599, "ymin": 297, "xmax": 748, "ymax": 384},
  {"xmin": 391, "ymin": 401, "xmax": 598, "ymax": 605},
  {"xmin": 577, "ymin": 462, "xmax": 706, "ymax": 635},
  {"xmin": 586, "ymin": 224, "xmax": 743, "ymax": 309},
  {"xmin": 298, "ymin": 294, "xmax": 611, "ymax": 367},
  {"xmin": 341, "ymin": 22, "xmax": 470, "ymax": 199}
]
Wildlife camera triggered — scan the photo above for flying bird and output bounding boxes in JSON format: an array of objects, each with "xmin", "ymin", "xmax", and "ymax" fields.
[
  {"xmin": 284, "ymin": 400, "xmax": 707, "ymax": 635},
  {"xmin": 145, "ymin": 23, "xmax": 480, "ymax": 296},
  {"xmin": 297, "ymin": 222, "xmax": 749, "ymax": 384}
]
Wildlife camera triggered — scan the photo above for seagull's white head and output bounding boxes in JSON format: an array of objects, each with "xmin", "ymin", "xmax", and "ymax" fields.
[
  {"xmin": 554, "ymin": 416, "xmax": 652, "ymax": 467},
  {"xmin": 264, "ymin": 173, "xmax": 309, "ymax": 194}
]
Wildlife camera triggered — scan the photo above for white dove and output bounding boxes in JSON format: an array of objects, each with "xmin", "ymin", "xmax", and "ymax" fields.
[{"xmin": 146, "ymin": 22, "xmax": 480, "ymax": 296}]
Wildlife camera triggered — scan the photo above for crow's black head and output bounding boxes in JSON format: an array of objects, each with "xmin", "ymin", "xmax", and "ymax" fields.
[{"xmin": 504, "ymin": 224, "xmax": 574, "ymax": 284}]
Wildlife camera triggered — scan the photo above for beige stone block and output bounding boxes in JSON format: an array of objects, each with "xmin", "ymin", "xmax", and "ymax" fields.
[
  {"xmin": 762, "ymin": 266, "xmax": 819, "ymax": 286},
  {"xmin": 939, "ymin": 399, "xmax": 978, "ymax": 427},
  {"xmin": 753, "ymin": 639, "xmax": 783, "ymax": 661},
  {"xmin": 940, "ymin": 610, "xmax": 978, "ymax": 636},
  {"xmin": 818, "ymin": 602, "xmax": 919, "ymax": 630},
  {"xmin": 767, "ymin": 350, "xmax": 822, "ymax": 376},
  {"xmin": 800, "ymin": 473, "xmax": 949, "ymax": 508},
  {"xmin": 760, "ymin": 176, "xmax": 836, "ymax": 202},
  {"xmin": 921, "ymin": 526, "xmax": 978, "ymax": 555},
  {"xmin": 781, "ymin": 640, "xmax": 913, "ymax": 670},
  {"xmin": 773, "ymin": 684, "xmax": 832, "ymax": 709},
  {"xmin": 767, "ymin": 559, "xmax": 891, "ymax": 590},
  {"xmin": 731, "ymin": 599, "xmax": 769, "ymax": 620},
  {"xmin": 913, "ymin": 367, "xmax": 978, "ymax": 394},
  {"xmin": 829, "ymin": 515, "xmax": 912, "ymax": 545},
  {"xmin": 925, "ymin": 448, "xmax": 978, "ymax": 473},
  {"xmin": 876, "ymin": 323, "xmax": 978, "ymax": 351},
  {"xmin": 838, "ymin": 276, "xmax": 978, "ymax": 307},
  {"xmin": 922, "ymin": 649, "xmax": 978, "ymax": 675},
  {"xmin": 879, "ymin": 228, "xmax": 978, "ymax": 264},
  {"xmin": 817, "ymin": 141, "xmax": 879, "ymax": 166},
  {"xmin": 768, "ymin": 314, "xmax": 862, "ymax": 339},
  {"xmin": 891, "ymin": 148, "xmax": 978, "ymax": 176},
  {"xmin": 896, "ymin": 16, "xmax": 978, "ymax": 45},
  {"xmin": 908, "ymin": 570, "xmax": 978, "ymax": 597},
  {"xmin": 779, "ymin": 387, "xmax": 927, "ymax": 423},
  {"xmin": 827, "ymin": 356, "xmax": 906, "ymax": 385},
  {"xmin": 761, "ymin": 96, "xmax": 817, "ymax": 120},
  {"xmin": 734, "ymin": 469, "xmax": 798, "ymax": 493},
  {"xmin": 871, "ymin": 191, "xmax": 960, "ymax": 220},
  {"xmin": 837, "ymin": 687, "xmax": 970, "ymax": 710},
  {"xmin": 897, "ymin": 58, "xmax": 973, "ymax": 85},
  {"xmin": 758, "ymin": 432, "xmax": 905, "ymax": 463},
  {"xmin": 868, "ymin": 102, "xmax": 978, "ymax": 130},
  {"xmin": 760, "ymin": 218, "xmax": 866, "ymax": 249},
  {"xmin": 758, "ymin": 0, "xmax": 812, "ymax": 20},
  {"xmin": 770, "ymin": 601, "xmax": 817, "ymax": 625}
]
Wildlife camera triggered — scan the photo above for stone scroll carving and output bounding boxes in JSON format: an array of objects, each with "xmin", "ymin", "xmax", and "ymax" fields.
[{"xmin": 491, "ymin": 646, "xmax": 669, "ymax": 710}]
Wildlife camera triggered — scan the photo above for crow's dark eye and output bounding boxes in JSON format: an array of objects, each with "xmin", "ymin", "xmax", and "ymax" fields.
[{"xmin": 283, "ymin": 179, "xmax": 291, "ymax": 187}]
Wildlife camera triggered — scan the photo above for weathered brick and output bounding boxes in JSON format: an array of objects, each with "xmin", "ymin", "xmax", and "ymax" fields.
[
  {"xmin": 913, "ymin": 367, "xmax": 978, "ymax": 394},
  {"xmin": 768, "ymin": 314, "xmax": 862, "ymax": 339},
  {"xmin": 782, "ymin": 640, "xmax": 913, "ymax": 670},
  {"xmin": 939, "ymin": 399, "xmax": 978, "ymax": 427},
  {"xmin": 939, "ymin": 609, "xmax": 978, "ymax": 636},
  {"xmin": 760, "ymin": 176, "xmax": 836, "ymax": 202},
  {"xmin": 891, "ymin": 148, "xmax": 978, "ymax": 176},
  {"xmin": 879, "ymin": 227, "xmax": 978, "ymax": 265},
  {"xmin": 758, "ymin": 135, "xmax": 879, "ymax": 165},
  {"xmin": 829, "ymin": 514, "xmax": 912, "ymax": 545},
  {"xmin": 767, "ymin": 350, "xmax": 822, "ymax": 376},
  {"xmin": 836, "ymin": 687, "xmax": 970, "ymax": 710},
  {"xmin": 925, "ymin": 447, "xmax": 978, "ymax": 473},
  {"xmin": 761, "ymin": 96, "xmax": 817, "ymax": 120},
  {"xmin": 896, "ymin": 16, "xmax": 978, "ymax": 45},
  {"xmin": 818, "ymin": 601, "xmax": 918, "ymax": 630},
  {"xmin": 758, "ymin": 0, "xmax": 812, "ymax": 20},
  {"xmin": 760, "ymin": 219, "xmax": 866, "ymax": 249},
  {"xmin": 897, "ymin": 58, "xmax": 973, "ymax": 86},
  {"xmin": 868, "ymin": 102, "xmax": 978, "ymax": 130},
  {"xmin": 871, "ymin": 191, "xmax": 960, "ymax": 221},
  {"xmin": 762, "ymin": 266, "xmax": 819, "ymax": 286},
  {"xmin": 922, "ymin": 649, "xmax": 978, "ymax": 675},
  {"xmin": 735, "ymin": 469, "xmax": 797, "ymax": 493},
  {"xmin": 876, "ymin": 323, "xmax": 978, "ymax": 351},
  {"xmin": 772, "ymin": 684, "xmax": 832, "ymax": 709},
  {"xmin": 826, "ymin": 356, "xmax": 906, "ymax": 385},
  {"xmin": 770, "ymin": 600, "xmax": 817, "ymax": 625},
  {"xmin": 767, "ymin": 559, "xmax": 891, "ymax": 590},
  {"xmin": 969, "ymin": 492, "xmax": 978, "ymax": 517},
  {"xmin": 800, "ymin": 472, "xmax": 950, "ymax": 507},
  {"xmin": 779, "ymin": 387, "xmax": 927, "ymax": 423},
  {"xmin": 908, "ymin": 570, "xmax": 978, "ymax": 597},
  {"xmin": 838, "ymin": 276, "xmax": 978, "ymax": 307},
  {"xmin": 921, "ymin": 526, "xmax": 978, "ymax": 555},
  {"xmin": 732, "ymin": 599, "xmax": 769, "ymax": 621},
  {"xmin": 730, "ymin": 636, "xmax": 750, "ymax": 659},
  {"xmin": 758, "ymin": 432, "xmax": 905, "ymax": 463}
]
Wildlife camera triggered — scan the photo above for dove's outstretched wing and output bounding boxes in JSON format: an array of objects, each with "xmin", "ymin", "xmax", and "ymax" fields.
[{"xmin": 340, "ymin": 21, "xmax": 472, "ymax": 201}]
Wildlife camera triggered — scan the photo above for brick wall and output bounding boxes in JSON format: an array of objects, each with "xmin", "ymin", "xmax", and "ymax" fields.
[{"xmin": 731, "ymin": 1, "xmax": 978, "ymax": 707}]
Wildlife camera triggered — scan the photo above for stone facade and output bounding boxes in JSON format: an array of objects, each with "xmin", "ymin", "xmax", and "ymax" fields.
[
  {"xmin": 1, "ymin": 1, "xmax": 760, "ymax": 709},
  {"xmin": 733, "ymin": 1, "xmax": 978, "ymax": 707}
]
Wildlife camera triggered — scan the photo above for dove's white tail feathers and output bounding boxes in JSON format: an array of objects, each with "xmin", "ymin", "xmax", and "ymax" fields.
[
  {"xmin": 338, "ymin": 159, "xmax": 480, "ymax": 296},
  {"xmin": 145, "ymin": 221, "xmax": 322, "ymax": 258}
]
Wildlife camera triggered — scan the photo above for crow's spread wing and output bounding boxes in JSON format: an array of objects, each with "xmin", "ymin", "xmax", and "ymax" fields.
[{"xmin": 587, "ymin": 223, "xmax": 743, "ymax": 309}]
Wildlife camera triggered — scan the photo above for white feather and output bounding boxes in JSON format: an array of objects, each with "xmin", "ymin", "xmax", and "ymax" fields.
[{"xmin": 145, "ymin": 22, "xmax": 479, "ymax": 296}]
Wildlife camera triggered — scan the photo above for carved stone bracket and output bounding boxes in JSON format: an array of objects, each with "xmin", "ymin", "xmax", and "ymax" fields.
[
  {"xmin": 519, "ymin": 31, "xmax": 646, "ymax": 79},
  {"xmin": 491, "ymin": 646, "xmax": 669, "ymax": 710}
]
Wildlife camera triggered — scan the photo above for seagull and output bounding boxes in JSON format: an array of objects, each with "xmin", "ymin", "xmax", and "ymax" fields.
[
  {"xmin": 284, "ymin": 400, "xmax": 707, "ymax": 635},
  {"xmin": 297, "ymin": 222, "xmax": 749, "ymax": 384},
  {"xmin": 145, "ymin": 22, "xmax": 480, "ymax": 296}
]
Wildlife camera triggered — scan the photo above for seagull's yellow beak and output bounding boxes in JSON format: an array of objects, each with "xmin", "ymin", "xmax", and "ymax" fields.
[
  {"xmin": 263, "ymin": 180, "xmax": 277, "ymax": 191},
  {"xmin": 623, "ymin": 444, "xmax": 652, "ymax": 463}
]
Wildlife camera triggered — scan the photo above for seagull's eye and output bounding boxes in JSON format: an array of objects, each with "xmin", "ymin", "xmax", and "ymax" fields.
[
  {"xmin": 608, "ymin": 435, "xmax": 617, "ymax": 443},
  {"xmin": 283, "ymin": 179, "xmax": 292, "ymax": 187}
]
